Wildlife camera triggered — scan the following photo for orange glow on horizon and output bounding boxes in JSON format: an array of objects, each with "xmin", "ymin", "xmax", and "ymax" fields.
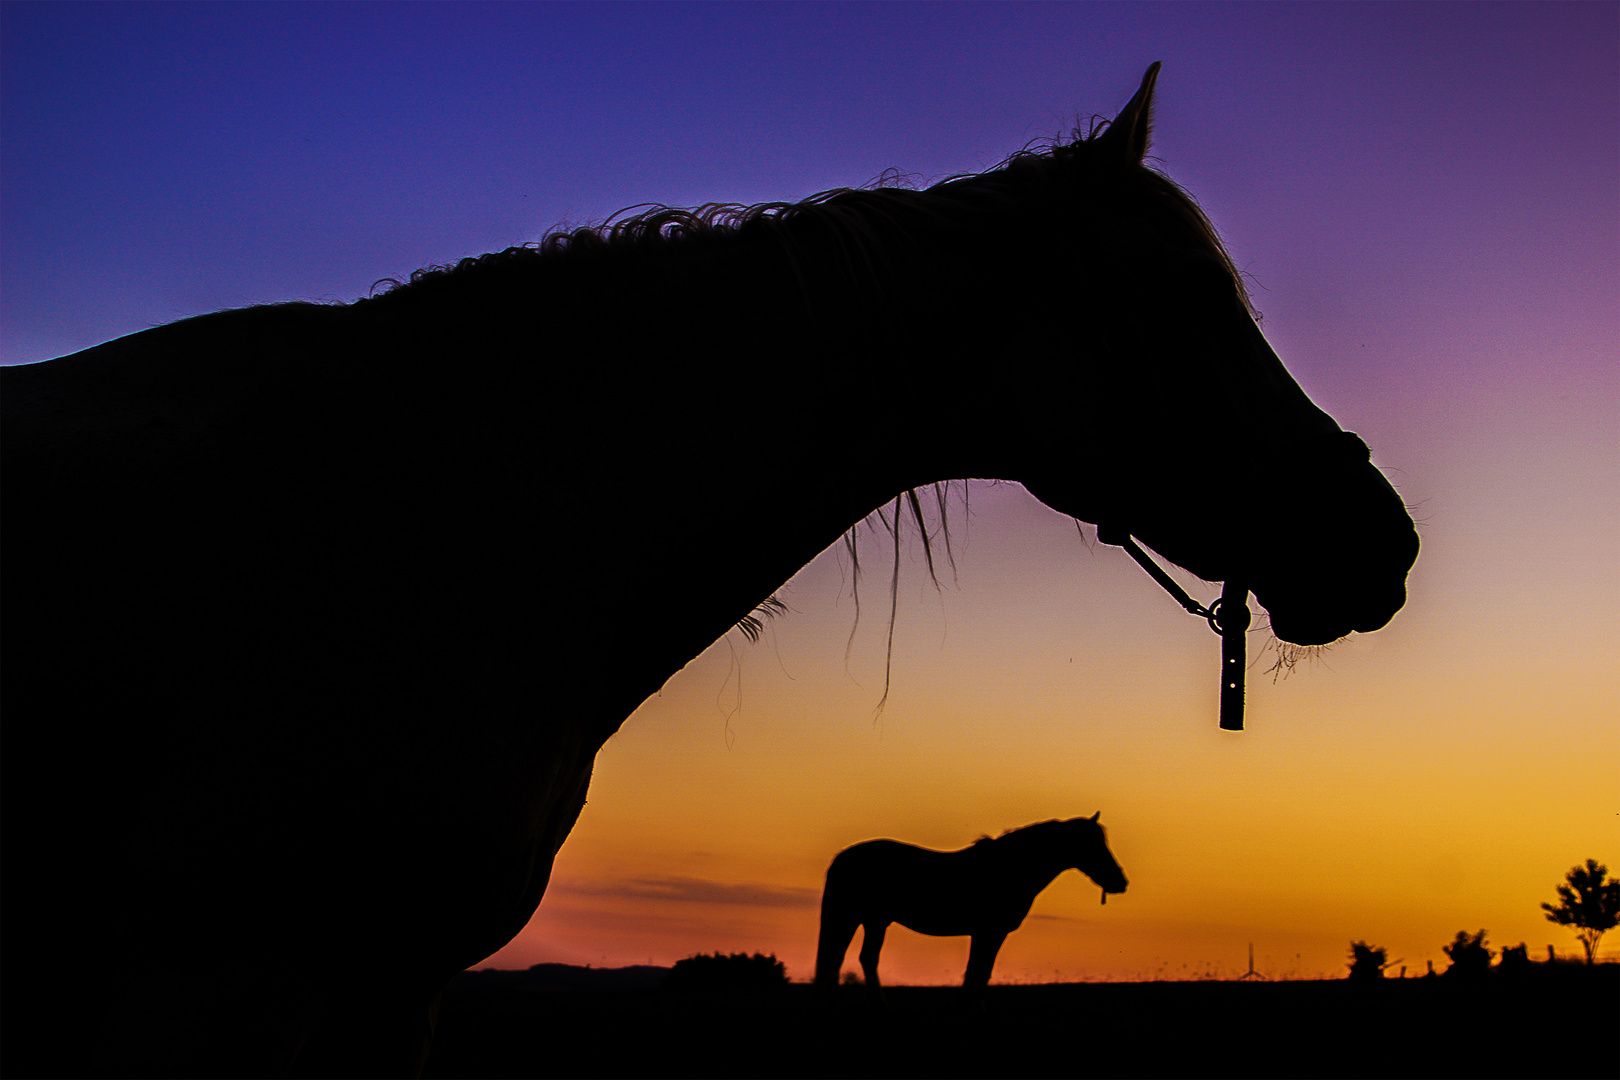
[{"xmin": 479, "ymin": 464, "xmax": 1618, "ymax": 985}]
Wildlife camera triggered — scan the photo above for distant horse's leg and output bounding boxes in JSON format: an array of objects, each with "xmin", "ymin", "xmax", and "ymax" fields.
[
  {"xmin": 858, "ymin": 921, "xmax": 888, "ymax": 999},
  {"xmin": 814, "ymin": 904, "xmax": 861, "ymax": 989},
  {"xmin": 962, "ymin": 931, "xmax": 1008, "ymax": 996}
]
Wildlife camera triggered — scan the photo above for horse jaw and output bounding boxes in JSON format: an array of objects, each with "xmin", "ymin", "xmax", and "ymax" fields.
[
  {"xmin": 1022, "ymin": 422, "xmax": 1420, "ymax": 650},
  {"xmin": 1246, "ymin": 455, "xmax": 1420, "ymax": 646}
]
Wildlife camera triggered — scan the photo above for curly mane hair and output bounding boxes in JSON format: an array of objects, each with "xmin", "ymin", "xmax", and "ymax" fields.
[{"xmin": 367, "ymin": 120, "xmax": 1254, "ymax": 319}]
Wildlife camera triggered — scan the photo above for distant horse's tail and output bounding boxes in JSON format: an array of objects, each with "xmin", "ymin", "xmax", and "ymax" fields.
[{"xmin": 814, "ymin": 871, "xmax": 858, "ymax": 989}]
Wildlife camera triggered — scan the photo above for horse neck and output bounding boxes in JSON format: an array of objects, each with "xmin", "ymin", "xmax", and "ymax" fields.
[
  {"xmin": 998, "ymin": 828, "xmax": 1081, "ymax": 898},
  {"xmin": 390, "ymin": 225, "xmax": 991, "ymax": 720}
]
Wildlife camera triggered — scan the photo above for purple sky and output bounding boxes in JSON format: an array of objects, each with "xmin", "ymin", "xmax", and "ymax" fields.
[
  {"xmin": 5, "ymin": 3, "xmax": 1614, "ymax": 387},
  {"xmin": 3, "ymin": 2, "xmax": 1616, "ymax": 978}
]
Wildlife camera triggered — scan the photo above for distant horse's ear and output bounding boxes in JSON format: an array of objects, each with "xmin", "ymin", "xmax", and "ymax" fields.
[
  {"xmin": 1094, "ymin": 61, "xmax": 1160, "ymax": 165},
  {"xmin": 1089, "ymin": 811, "xmax": 1101, "ymax": 822}
]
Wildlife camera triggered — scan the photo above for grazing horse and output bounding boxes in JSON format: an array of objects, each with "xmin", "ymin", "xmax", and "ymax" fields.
[
  {"xmin": 815, "ymin": 816, "xmax": 1129, "ymax": 994},
  {"xmin": 1, "ymin": 64, "xmax": 1418, "ymax": 1075}
]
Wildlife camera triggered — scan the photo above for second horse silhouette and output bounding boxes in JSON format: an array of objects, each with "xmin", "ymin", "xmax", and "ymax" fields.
[{"xmin": 815, "ymin": 815, "xmax": 1127, "ymax": 996}]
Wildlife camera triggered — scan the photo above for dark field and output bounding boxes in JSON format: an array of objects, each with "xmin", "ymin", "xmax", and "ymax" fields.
[{"xmin": 424, "ymin": 965, "xmax": 1618, "ymax": 1078}]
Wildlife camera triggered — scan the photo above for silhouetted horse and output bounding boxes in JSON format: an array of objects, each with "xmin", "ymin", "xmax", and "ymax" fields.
[
  {"xmin": 1, "ymin": 65, "xmax": 1418, "ymax": 1075},
  {"xmin": 816, "ymin": 816, "xmax": 1128, "ymax": 994}
]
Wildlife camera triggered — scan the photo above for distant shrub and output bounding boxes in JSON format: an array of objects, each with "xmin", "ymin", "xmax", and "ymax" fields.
[
  {"xmin": 841, "ymin": 970, "xmax": 863, "ymax": 987},
  {"xmin": 1347, "ymin": 941, "xmax": 1390, "ymax": 981},
  {"xmin": 1498, "ymin": 942, "xmax": 1530, "ymax": 973},
  {"xmin": 664, "ymin": 951, "xmax": 789, "ymax": 993},
  {"xmin": 1442, "ymin": 930, "xmax": 1493, "ymax": 978}
]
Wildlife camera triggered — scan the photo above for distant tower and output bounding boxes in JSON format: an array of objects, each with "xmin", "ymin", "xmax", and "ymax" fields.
[{"xmin": 1237, "ymin": 942, "xmax": 1266, "ymax": 981}]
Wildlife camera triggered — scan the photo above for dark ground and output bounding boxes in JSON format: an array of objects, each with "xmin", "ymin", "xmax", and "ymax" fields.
[{"xmin": 423, "ymin": 964, "xmax": 1617, "ymax": 1078}]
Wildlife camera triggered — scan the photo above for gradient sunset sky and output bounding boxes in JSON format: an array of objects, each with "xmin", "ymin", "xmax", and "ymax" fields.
[{"xmin": 4, "ymin": 2, "xmax": 1615, "ymax": 983}]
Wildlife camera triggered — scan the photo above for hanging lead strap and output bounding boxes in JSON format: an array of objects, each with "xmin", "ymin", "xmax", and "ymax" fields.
[
  {"xmin": 1216, "ymin": 578, "xmax": 1250, "ymax": 731},
  {"xmin": 1098, "ymin": 527, "xmax": 1251, "ymax": 731}
]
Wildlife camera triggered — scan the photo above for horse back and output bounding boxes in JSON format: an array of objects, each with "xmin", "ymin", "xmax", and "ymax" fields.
[
  {"xmin": 3, "ymin": 302, "xmax": 352, "ymax": 464},
  {"xmin": 825, "ymin": 839, "xmax": 1029, "ymax": 936}
]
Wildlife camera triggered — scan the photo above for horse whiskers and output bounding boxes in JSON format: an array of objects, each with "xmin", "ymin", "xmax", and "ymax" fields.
[{"xmin": 1262, "ymin": 635, "xmax": 1334, "ymax": 681}]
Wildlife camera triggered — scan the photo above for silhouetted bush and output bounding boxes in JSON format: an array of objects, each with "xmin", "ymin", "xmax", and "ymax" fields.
[
  {"xmin": 1498, "ymin": 942, "xmax": 1530, "ymax": 974},
  {"xmin": 664, "ymin": 951, "xmax": 789, "ymax": 993},
  {"xmin": 1443, "ymin": 930, "xmax": 1493, "ymax": 978},
  {"xmin": 1347, "ymin": 941, "xmax": 1390, "ymax": 981}
]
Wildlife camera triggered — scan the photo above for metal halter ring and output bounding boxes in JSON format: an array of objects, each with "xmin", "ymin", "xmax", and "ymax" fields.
[{"xmin": 1105, "ymin": 528, "xmax": 1251, "ymax": 731}]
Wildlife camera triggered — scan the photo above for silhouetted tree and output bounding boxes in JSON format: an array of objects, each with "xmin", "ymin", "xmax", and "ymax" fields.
[
  {"xmin": 1442, "ymin": 930, "xmax": 1493, "ymax": 978},
  {"xmin": 1347, "ymin": 941, "xmax": 1390, "ymax": 981},
  {"xmin": 664, "ymin": 951, "xmax": 789, "ymax": 993},
  {"xmin": 1541, "ymin": 859, "xmax": 1620, "ymax": 965}
]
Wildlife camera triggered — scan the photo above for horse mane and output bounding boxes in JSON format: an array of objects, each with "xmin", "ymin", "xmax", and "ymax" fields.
[
  {"xmin": 962, "ymin": 819, "xmax": 1089, "ymax": 858},
  {"xmin": 999, "ymin": 819, "xmax": 1062, "ymax": 838},
  {"xmin": 366, "ymin": 122, "xmax": 1254, "ymax": 318},
  {"xmin": 993, "ymin": 818, "xmax": 1093, "ymax": 849}
]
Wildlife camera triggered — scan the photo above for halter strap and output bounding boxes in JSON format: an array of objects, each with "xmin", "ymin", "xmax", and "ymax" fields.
[{"xmin": 1098, "ymin": 526, "xmax": 1250, "ymax": 731}]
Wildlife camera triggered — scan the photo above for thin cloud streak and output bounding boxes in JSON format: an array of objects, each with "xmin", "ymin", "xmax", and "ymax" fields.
[{"xmin": 552, "ymin": 875, "xmax": 820, "ymax": 910}]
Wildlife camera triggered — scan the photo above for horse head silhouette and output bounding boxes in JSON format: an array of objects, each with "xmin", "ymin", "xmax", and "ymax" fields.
[{"xmin": 1078, "ymin": 811, "xmax": 1130, "ymax": 902}]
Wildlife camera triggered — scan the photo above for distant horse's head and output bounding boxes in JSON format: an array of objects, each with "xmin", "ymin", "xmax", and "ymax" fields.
[
  {"xmin": 980, "ymin": 64, "xmax": 1420, "ymax": 647},
  {"xmin": 1069, "ymin": 812, "xmax": 1128, "ymax": 897}
]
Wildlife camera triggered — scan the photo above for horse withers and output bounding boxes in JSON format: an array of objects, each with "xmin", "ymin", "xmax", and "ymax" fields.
[{"xmin": 815, "ymin": 816, "xmax": 1127, "ymax": 996}]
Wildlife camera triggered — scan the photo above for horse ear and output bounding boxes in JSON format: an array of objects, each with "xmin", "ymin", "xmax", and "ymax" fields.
[
  {"xmin": 1094, "ymin": 61, "xmax": 1160, "ymax": 165},
  {"xmin": 1089, "ymin": 811, "xmax": 1101, "ymax": 823}
]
